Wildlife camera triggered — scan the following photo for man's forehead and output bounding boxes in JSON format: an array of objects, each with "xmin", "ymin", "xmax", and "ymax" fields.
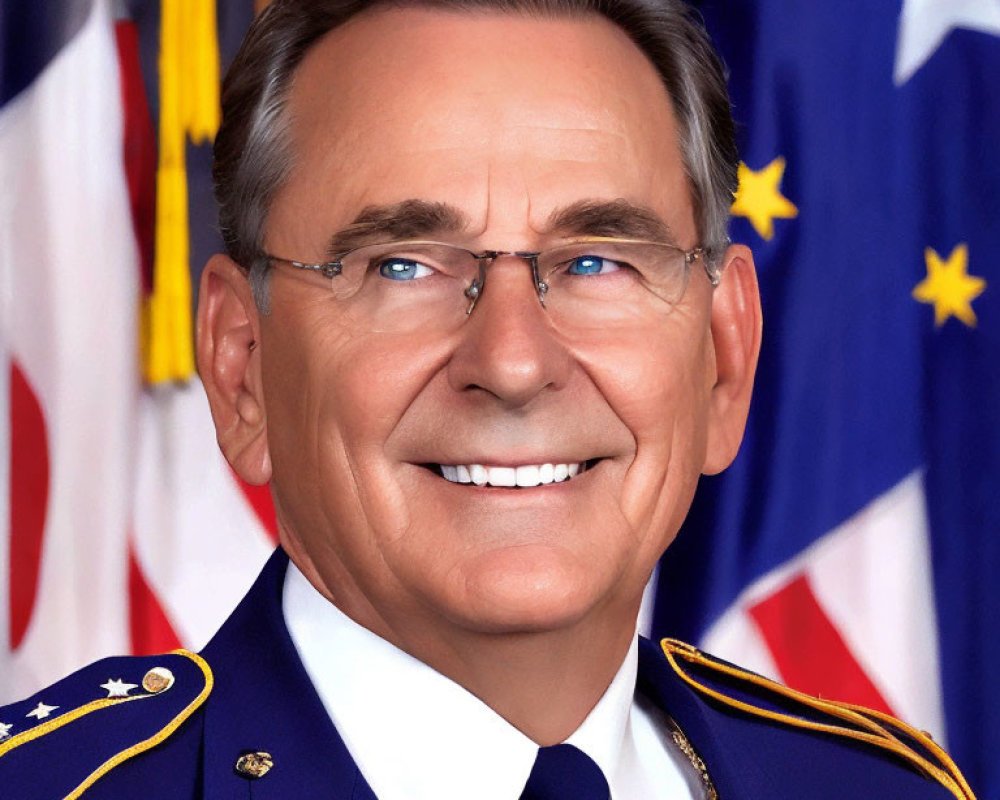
[
  {"xmin": 292, "ymin": 9, "xmax": 668, "ymax": 115},
  {"xmin": 286, "ymin": 5, "xmax": 676, "ymax": 149},
  {"xmin": 267, "ymin": 4, "xmax": 693, "ymax": 250}
]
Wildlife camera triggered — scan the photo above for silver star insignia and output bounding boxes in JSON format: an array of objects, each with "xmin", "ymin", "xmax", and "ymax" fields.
[
  {"xmin": 26, "ymin": 702, "xmax": 58, "ymax": 720},
  {"xmin": 0, "ymin": 721, "xmax": 13, "ymax": 740},
  {"xmin": 100, "ymin": 678, "xmax": 139, "ymax": 698}
]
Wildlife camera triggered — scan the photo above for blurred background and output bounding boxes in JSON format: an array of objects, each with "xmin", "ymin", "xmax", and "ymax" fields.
[{"xmin": 1, "ymin": 0, "xmax": 997, "ymax": 796}]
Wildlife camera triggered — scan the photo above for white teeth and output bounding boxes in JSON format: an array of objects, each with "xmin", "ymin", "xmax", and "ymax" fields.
[
  {"xmin": 489, "ymin": 466, "xmax": 517, "ymax": 487},
  {"xmin": 515, "ymin": 465, "xmax": 540, "ymax": 487},
  {"xmin": 469, "ymin": 464, "xmax": 487, "ymax": 486},
  {"xmin": 438, "ymin": 461, "xmax": 589, "ymax": 487}
]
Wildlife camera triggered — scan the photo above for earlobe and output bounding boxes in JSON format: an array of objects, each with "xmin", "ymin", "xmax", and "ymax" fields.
[
  {"xmin": 702, "ymin": 244, "xmax": 763, "ymax": 475},
  {"xmin": 196, "ymin": 254, "xmax": 272, "ymax": 485}
]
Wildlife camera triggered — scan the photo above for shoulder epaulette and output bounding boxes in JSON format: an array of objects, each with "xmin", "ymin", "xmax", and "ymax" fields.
[
  {"xmin": 0, "ymin": 650, "xmax": 212, "ymax": 799},
  {"xmin": 660, "ymin": 638, "xmax": 976, "ymax": 800}
]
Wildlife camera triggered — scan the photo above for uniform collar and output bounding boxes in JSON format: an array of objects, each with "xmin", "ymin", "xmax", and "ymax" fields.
[{"xmin": 283, "ymin": 559, "xmax": 639, "ymax": 800}]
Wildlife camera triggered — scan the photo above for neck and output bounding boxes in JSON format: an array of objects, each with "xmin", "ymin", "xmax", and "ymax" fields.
[
  {"xmin": 285, "ymin": 539, "xmax": 640, "ymax": 745},
  {"xmin": 399, "ymin": 614, "xmax": 638, "ymax": 745}
]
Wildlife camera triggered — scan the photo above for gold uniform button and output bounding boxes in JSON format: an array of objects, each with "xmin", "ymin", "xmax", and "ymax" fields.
[
  {"xmin": 142, "ymin": 667, "xmax": 175, "ymax": 694},
  {"xmin": 235, "ymin": 751, "xmax": 274, "ymax": 779}
]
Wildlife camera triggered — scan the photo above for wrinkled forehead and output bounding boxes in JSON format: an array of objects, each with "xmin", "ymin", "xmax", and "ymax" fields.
[{"xmin": 270, "ymin": 5, "xmax": 692, "ymax": 245}]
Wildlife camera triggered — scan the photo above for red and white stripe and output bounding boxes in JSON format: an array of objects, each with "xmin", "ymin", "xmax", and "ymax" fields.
[
  {"xmin": 1, "ymin": 0, "xmax": 138, "ymax": 700},
  {"xmin": 1, "ymin": 0, "xmax": 274, "ymax": 703},
  {"xmin": 702, "ymin": 470, "xmax": 945, "ymax": 740},
  {"xmin": 132, "ymin": 382, "xmax": 275, "ymax": 654}
]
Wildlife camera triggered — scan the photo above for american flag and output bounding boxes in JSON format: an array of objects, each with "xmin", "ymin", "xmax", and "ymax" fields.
[
  {"xmin": 0, "ymin": 0, "xmax": 275, "ymax": 699},
  {"xmin": 2, "ymin": 2, "xmax": 997, "ymax": 797}
]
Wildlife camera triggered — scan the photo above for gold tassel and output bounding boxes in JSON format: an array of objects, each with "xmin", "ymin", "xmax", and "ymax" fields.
[{"xmin": 143, "ymin": 0, "xmax": 220, "ymax": 383}]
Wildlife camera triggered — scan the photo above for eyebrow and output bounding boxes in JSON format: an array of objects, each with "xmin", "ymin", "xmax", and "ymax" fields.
[
  {"xmin": 325, "ymin": 200, "xmax": 469, "ymax": 256},
  {"xmin": 323, "ymin": 197, "xmax": 680, "ymax": 256},
  {"xmin": 547, "ymin": 199, "xmax": 680, "ymax": 246}
]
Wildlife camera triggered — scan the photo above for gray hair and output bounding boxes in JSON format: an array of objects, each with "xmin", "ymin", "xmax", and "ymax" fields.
[{"xmin": 213, "ymin": 0, "xmax": 738, "ymax": 310}]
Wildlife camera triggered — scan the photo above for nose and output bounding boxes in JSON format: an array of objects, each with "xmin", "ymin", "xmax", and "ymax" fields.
[{"xmin": 447, "ymin": 255, "xmax": 573, "ymax": 408}]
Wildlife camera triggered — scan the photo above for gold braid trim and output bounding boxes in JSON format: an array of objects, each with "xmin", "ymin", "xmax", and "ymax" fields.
[
  {"xmin": 836, "ymin": 700, "xmax": 977, "ymax": 800},
  {"xmin": 0, "ymin": 651, "xmax": 213, "ymax": 800},
  {"xmin": 64, "ymin": 650, "xmax": 213, "ymax": 800},
  {"xmin": 660, "ymin": 639, "xmax": 976, "ymax": 800}
]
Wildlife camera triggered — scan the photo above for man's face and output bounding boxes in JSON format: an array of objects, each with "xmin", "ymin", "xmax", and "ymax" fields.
[{"xmin": 259, "ymin": 8, "xmax": 722, "ymax": 640}]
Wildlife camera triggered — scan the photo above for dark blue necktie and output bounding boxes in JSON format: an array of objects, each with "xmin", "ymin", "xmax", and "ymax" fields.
[{"xmin": 519, "ymin": 744, "xmax": 611, "ymax": 800}]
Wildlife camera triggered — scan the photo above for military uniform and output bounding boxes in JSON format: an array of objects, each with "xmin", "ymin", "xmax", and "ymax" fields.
[{"xmin": 0, "ymin": 550, "xmax": 975, "ymax": 799}]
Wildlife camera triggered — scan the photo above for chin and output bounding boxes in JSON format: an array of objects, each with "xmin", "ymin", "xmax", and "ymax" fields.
[{"xmin": 444, "ymin": 544, "xmax": 615, "ymax": 634}]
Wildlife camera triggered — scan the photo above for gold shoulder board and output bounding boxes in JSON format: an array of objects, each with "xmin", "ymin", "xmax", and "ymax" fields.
[
  {"xmin": 661, "ymin": 638, "xmax": 976, "ymax": 800},
  {"xmin": 0, "ymin": 649, "xmax": 212, "ymax": 799}
]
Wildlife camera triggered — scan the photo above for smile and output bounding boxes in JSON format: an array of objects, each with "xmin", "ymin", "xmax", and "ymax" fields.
[{"xmin": 436, "ymin": 462, "xmax": 591, "ymax": 488}]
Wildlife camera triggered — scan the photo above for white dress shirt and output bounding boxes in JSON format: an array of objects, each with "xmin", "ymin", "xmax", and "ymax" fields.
[{"xmin": 283, "ymin": 561, "xmax": 701, "ymax": 800}]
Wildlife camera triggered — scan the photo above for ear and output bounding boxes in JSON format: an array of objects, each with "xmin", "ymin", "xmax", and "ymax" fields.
[
  {"xmin": 196, "ymin": 254, "xmax": 272, "ymax": 485},
  {"xmin": 702, "ymin": 244, "xmax": 762, "ymax": 475}
]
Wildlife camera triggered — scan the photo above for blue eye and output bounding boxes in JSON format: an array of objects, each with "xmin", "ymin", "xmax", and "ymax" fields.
[
  {"xmin": 565, "ymin": 255, "xmax": 621, "ymax": 276},
  {"xmin": 377, "ymin": 257, "xmax": 433, "ymax": 281}
]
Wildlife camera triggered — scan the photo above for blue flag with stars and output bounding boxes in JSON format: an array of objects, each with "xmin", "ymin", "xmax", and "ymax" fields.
[{"xmin": 652, "ymin": 2, "xmax": 1000, "ymax": 798}]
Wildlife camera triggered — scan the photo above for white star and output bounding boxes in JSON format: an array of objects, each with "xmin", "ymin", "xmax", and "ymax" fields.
[
  {"xmin": 895, "ymin": 0, "xmax": 1000, "ymax": 85},
  {"xmin": 0, "ymin": 722, "xmax": 13, "ymax": 740},
  {"xmin": 100, "ymin": 678, "xmax": 138, "ymax": 698},
  {"xmin": 26, "ymin": 702, "xmax": 58, "ymax": 720}
]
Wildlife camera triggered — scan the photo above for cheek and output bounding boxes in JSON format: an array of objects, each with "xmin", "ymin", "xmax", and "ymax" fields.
[
  {"xmin": 580, "ymin": 321, "xmax": 712, "ymax": 443},
  {"xmin": 262, "ymin": 298, "xmax": 460, "ymax": 540},
  {"xmin": 574, "ymin": 317, "xmax": 713, "ymax": 531},
  {"xmin": 263, "ymin": 298, "xmax": 441, "ymax": 449}
]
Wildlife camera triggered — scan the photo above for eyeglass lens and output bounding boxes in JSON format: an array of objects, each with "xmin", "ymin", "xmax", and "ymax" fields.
[{"xmin": 316, "ymin": 240, "xmax": 695, "ymax": 334}]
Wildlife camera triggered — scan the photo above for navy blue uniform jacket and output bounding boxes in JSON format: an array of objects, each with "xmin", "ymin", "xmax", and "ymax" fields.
[{"xmin": 0, "ymin": 549, "xmax": 974, "ymax": 799}]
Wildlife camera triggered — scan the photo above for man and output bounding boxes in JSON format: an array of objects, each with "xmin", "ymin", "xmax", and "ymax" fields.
[{"xmin": 0, "ymin": 1, "xmax": 976, "ymax": 798}]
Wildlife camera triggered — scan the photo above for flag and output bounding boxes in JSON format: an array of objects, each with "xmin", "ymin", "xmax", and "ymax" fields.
[
  {"xmin": 652, "ymin": 2, "xmax": 1000, "ymax": 798},
  {"xmin": 0, "ymin": 0, "xmax": 274, "ymax": 703}
]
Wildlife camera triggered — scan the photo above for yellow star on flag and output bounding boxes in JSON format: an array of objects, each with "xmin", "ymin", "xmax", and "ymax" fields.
[
  {"xmin": 730, "ymin": 157, "xmax": 799, "ymax": 240},
  {"xmin": 912, "ymin": 244, "xmax": 986, "ymax": 328}
]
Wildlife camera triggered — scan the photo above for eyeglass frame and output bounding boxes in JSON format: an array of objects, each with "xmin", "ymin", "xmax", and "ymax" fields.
[{"xmin": 263, "ymin": 236, "xmax": 719, "ymax": 316}]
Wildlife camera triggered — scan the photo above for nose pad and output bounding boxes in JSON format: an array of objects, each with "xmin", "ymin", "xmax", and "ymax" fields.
[
  {"xmin": 464, "ymin": 253, "xmax": 547, "ymax": 316},
  {"xmin": 463, "ymin": 262, "xmax": 486, "ymax": 315},
  {"xmin": 449, "ymin": 255, "xmax": 572, "ymax": 407}
]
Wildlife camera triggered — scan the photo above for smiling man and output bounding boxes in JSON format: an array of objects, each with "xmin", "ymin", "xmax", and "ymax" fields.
[{"xmin": 0, "ymin": 1, "xmax": 977, "ymax": 799}]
